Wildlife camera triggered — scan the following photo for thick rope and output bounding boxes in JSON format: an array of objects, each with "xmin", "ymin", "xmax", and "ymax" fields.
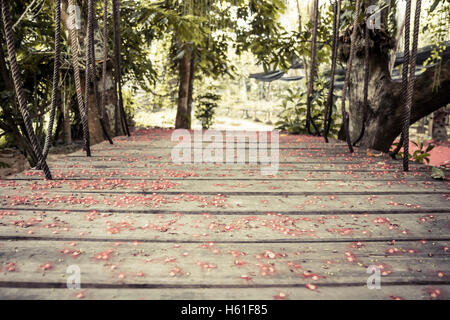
[
  {"xmin": 324, "ymin": 0, "xmax": 341, "ymax": 143},
  {"xmin": 305, "ymin": 0, "xmax": 320, "ymax": 136},
  {"xmin": 0, "ymin": 0, "xmax": 52, "ymax": 179},
  {"xmin": 84, "ymin": 0, "xmax": 93, "ymax": 150},
  {"xmin": 88, "ymin": 0, "xmax": 113, "ymax": 144},
  {"xmin": 68, "ymin": 0, "xmax": 91, "ymax": 156},
  {"xmin": 403, "ymin": 0, "xmax": 422, "ymax": 171},
  {"xmin": 353, "ymin": 3, "xmax": 370, "ymax": 146},
  {"xmin": 39, "ymin": 0, "xmax": 61, "ymax": 167},
  {"xmin": 399, "ymin": 0, "xmax": 412, "ymax": 169},
  {"xmin": 391, "ymin": 0, "xmax": 411, "ymax": 161},
  {"xmin": 112, "ymin": 0, "xmax": 130, "ymax": 136},
  {"xmin": 112, "ymin": 0, "xmax": 122, "ymax": 135},
  {"xmin": 340, "ymin": 0, "xmax": 361, "ymax": 154},
  {"xmin": 101, "ymin": 0, "xmax": 108, "ymax": 121}
]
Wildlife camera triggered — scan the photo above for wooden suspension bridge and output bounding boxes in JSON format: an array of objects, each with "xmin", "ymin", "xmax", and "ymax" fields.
[{"xmin": 0, "ymin": 129, "xmax": 448, "ymax": 300}]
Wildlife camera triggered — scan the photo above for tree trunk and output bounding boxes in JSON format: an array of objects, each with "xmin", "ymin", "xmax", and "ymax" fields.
[
  {"xmin": 99, "ymin": 62, "xmax": 116, "ymax": 136},
  {"xmin": 432, "ymin": 106, "xmax": 448, "ymax": 142},
  {"xmin": 175, "ymin": 45, "xmax": 192, "ymax": 129},
  {"xmin": 187, "ymin": 55, "xmax": 195, "ymax": 123},
  {"xmin": 342, "ymin": 22, "xmax": 450, "ymax": 152}
]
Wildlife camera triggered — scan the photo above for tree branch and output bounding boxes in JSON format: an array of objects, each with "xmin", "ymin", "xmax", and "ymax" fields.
[{"xmin": 392, "ymin": 58, "xmax": 450, "ymax": 125}]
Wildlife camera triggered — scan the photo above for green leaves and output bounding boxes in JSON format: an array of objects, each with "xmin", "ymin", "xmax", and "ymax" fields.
[
  {"xmin": 234, "ymin": 0, "xmax": 289, "ymax": 72},
  {"xmin": 394, "ymin": 141, "xmax": 435, "ymax": 165},
  {"xmin": 275, "ymin": 78, "xmax": 340, "ymax": 136},
  {"xmin": 194, "ymin": 91, "xmax": 221, "ymax": 129}
]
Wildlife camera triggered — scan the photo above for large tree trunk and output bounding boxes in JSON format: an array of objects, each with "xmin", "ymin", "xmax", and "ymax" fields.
[
  {"xmin": 99, "ymin": 62, "xmax": 117, "ymax": 136},
  {"xmin": 342, "ymin": 21, "xmax": 450, "ymax": 152},
  {"xmin": 175, "ymin": 45, "xmax": 192, "ymax": 129}
]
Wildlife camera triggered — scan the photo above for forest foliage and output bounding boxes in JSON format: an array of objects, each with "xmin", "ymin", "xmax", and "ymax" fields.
[{"xmin": 0, "ymin": 0, "xmax": 448, "ymax": 157}]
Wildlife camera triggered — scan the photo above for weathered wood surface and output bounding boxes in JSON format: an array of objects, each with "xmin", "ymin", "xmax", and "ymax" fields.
[{"xmin": 0, "ymin": 129, "xmax": 448, "ymax": 300}]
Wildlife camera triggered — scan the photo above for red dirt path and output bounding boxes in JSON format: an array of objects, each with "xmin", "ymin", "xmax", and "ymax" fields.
[{"xmin": 410, "ymin": 141, "xmax": 450, "ymax": 167}]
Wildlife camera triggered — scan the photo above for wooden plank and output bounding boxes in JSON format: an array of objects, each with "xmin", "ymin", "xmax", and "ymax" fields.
[
  {"xmin": 0, "ymin": 241, "xmax": 448, "ymax": 287},
  {"xmin": 1, "ymin": 285, "xmax": 448, "ymax": 300},
  {"xmin": 1, "ymin": 193, "xmax": 448, "ymax": 214},
  {"xmin": 2, "ymin": 176, "xmax": 448, "ymax": 193},
  {"xmin": 44, "ymin": 157, "xmax": 430, "ymax": 168},
  {"xmin": 0, "ymin": 210, "xmax": 448, "ymax": 242}
]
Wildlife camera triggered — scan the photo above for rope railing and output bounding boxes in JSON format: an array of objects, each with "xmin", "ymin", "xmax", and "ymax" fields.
[
  {"xmin": 340, "ymin": 0, "xmax": 361, "ymax": 154},
  {"xmin": 38, "ymin": 0, "xmax": 61, "ymax": 169},
  {"xmin": 324, "ymin": 0, "xmax": 341, "ymax": 143},
  {"xmin": 88, "ymin": 0, "xmax": 113, "ymax": 145},
  {"xmin": 68, "ymin": 0, "xmax": 91, "ymax": 157},
  {"xmin": 0, "ymin": 0, "xmax": 52, "ymax": 179},
  {"xmin": 305, "ymin": 0, "xmax": 320, "ymax": 136},
  {"xmin": 112, "ymin": 0, "xmax": 130, "ymax": 137},
  {"xmin": 403, "ymin": 0, "xmax": 422, "ymax": 171}
]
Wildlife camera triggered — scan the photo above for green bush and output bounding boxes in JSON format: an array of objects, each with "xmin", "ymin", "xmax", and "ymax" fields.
[
  {"xmin": 194, "ymin": 92, "xmax": 221, "ymax": 129},
  {"xmin": 275, "ymin": 80, "xmax": 340, "ymax": 136},
  {"xmin": 394, "ymin": 140, "xmax": 435, "ymax": 164},
  {"xmin": 122, "ymin": 90, "xmax": 138, "ymax": 124}
]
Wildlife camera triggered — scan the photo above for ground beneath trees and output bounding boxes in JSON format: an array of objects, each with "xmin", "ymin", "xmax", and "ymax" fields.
[
  {"xmin": 0, "ymin": 129, "xmax": 448, "ymax": 300},
  {"xmin": 412, "ymin": 141, "xmax": 450, "ymax": 168}
]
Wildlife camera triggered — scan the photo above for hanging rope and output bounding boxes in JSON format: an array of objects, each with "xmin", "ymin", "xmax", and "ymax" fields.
[
  {"xmin": 112, "ymin": 0, "xmax": 130, "ymax": 137},
  {"xmin": 0, "ymin": 0, "xmax": 52, "ymax": 179},
  {"xmin": 38, "ymin": 0, "xmax": 61, "ymax": 169},
  {"xmin": 391, "ymin": 0, "xmax": 411, "ymax": 161},
  {"xmin": 87, "ymin": 0, "xmax": 113, "ymax": 144},
  {"xmin": 84, "ymin": 0, "xmax": 93, "ymax": 150},
  {"xmin": 396, "ymin": 0, "xmax": 412, "ymax": 166},
  {"xmin": 340, "ymin": 0, "xmax": 361, "ymax": 154},
  {"xmin": 101, "ymin": 0, "xmax": 108, "ymax": 121},
  {"xmin": 353, "ymin": 1, "xmax": 370, "ymax": 146},
  {"xmin": 402, "ymin": 0, "xmax": 422, "ymax": 171},
  {"xmin": 68, "ymin": 0, "xmax": 91, "ymax": 156},
  {"xmin": 305, "ymin": 0, "xmax": 320, "ymax": 136},
  {"xmin": 323, "ymin": 0, "xmax": 341, "ymax": 143}
]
